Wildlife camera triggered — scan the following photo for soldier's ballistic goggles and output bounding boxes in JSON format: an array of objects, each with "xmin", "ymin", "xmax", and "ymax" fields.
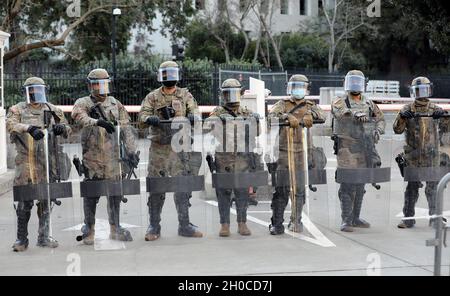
[
  {"xmin": 24, "ymin": 85, "xmax": 47, "ymax": 104},
  {"xmin": 410, "ymin": 84, "xmax": 432, "ymax": 99},
  {"xmin": 221, "ymin": 88, "xmax": 242, "ymax": 104},
  {"xmin": 157, "ymin": 67, "xmax": 180, "ymax": 82},
  {"xmin": 344, "ymin": 75, "xmax": 366, "ymax": 93},
  {"xmin": 88, "ymin": 79, "xmax": 111, "ymax": 96},
  {"xmin": 286, "ymin": 81, "xmax": 309, "ymax": 97}
]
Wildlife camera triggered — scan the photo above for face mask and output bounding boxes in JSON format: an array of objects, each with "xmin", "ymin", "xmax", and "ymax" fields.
[
  {"xmin": 291, "ymin": 88, "xmax": 306, "ymax": 99},
  {"xmin": 162, "ymin": 81, "xmax": 177, "ymax": 88}
]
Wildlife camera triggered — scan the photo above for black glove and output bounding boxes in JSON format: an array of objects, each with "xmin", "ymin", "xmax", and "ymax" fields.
[
  {"xmin": 53, "ymin": 124, "xmax": 66, "ymax": 136},
  {"xmin": 432, "ymin": 110, "xmax": 447, "ymax": 120},
  {"xmin": 27, "ymin": 126, "xmax": 44, "ymax": 141},
  {"xmin": 146, "ymin": 115, "xmax": 160, "ymax": 127},
  {"xmin": 400, "ymin": 110, "xmax": 414, "ymax": 119},
  {"xmin": 352, "ymin": 111, "xmax": 369, "ymax": 123},
  {"xmin": 96, "ymin": 119, "xmax": 115, "ymax": 134}
]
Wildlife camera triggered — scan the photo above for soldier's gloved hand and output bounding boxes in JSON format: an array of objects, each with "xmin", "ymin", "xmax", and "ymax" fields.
[
  {"xmin": 432, "ymin": 110, "xmax": 447, "ymax": 120},
  {"xmin": 281, "ymin": 113, "xmax": 299, "ymax": 128},
  {"xmin": 302, "ymin": 113, "xmax": 314, "ymax": 128},
  {"xmin": 400, "ymin": 110, "xmax": 414, "ymax": 119},
  {"xmin": 353, "ymin": 111, "xmax": 368, "ymax": 123},
  {"xmin": 96, "ymin": 119, "xmax": 115, "ymax": 134},
  {"xmin": 53, "ymin": 124, "xmax": 66, "ymax": 136},
  {"xmin": 27, "ymin": 125, "xmax": 44, "ymax": 141},
  {"xmin": 145, "ymin": 115, "xmax": 160, "ymax": 127}
]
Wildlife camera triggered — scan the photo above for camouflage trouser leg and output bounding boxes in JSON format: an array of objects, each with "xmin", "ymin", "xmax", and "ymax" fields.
[
  {"xmin": 83, "ymin": 197, "xmax": 99, "ymax": 230},
  {"xmin": 216, "ymin": 189, "xmax": 232, "ymax": 224},
  {"xmin": 351, "ymin": 185, "xmax": 366, "ymax": 221},
  {"xmin": 339, "ymin": 183, "xmax": 355, "ymax": 224},
  {"xmin": 289, "ymin": 187, "xmax": 306, "ymax": 225},
  {"xmin": 403, "ymin": 182, "xmax": 420, "ymax": 222},
  {"xmin": 425, "ymin": 181, "xmax": 438, "ymax": 216},
  {"xmin": 147, "ymin": 193, "xmax": 165, "ymax": 234},
  {"xmin": 107, "ymin": 196, "xmax": 122, "ymax": 228},
  {"xmin": 234, "ymin": 188, "xmax": 249, "ymax": 223},
  {"xmin": 270, "ymin": 187, "xmax": 289, "ymax": 227},
  {"xmin": 37, "ymin": 200, "xmax": 51, "ymax": 240},
  {"xmin": 16, "ymin": 201, "xmax": 33, "ymax": 242},
  {"xmin": 174, "ymin": 192, "xmax": 192, "ymax": 227}
]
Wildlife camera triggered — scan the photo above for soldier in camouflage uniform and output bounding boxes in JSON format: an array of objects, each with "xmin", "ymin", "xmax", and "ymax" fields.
[
  {"xmin": 394, "ymin": 77, "xmax": 450, "ymax": 228},
  {"xmin": 71, "ymin": 68, "xmax": 138, "ymax": 245},
  {"xmin": 207, "ymin": 78, "xmax": 261, "ymax": 237},
  {"xmin": 268, "ymin": 74, "xmax": 326, "ymax": 235},
  {"xmin": 7, "ymin": 77, "xmax": 71, "ymax": 252},
  {"xmin": 331, "ymin": 70, "xmax": 385, "ymax": 232},
  {"xmin": 138, "ymin": 61, "xmax": 203, "ymax": 241}
]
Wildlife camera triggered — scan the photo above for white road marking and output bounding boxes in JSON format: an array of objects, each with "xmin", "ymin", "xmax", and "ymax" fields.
[
  {"xmin": 204, "ymin": 200, "xmax": 336, "ymax": 248},
  {"xmin": 63, "ymin": 219, "xmax": 141, "ymax": 251}
]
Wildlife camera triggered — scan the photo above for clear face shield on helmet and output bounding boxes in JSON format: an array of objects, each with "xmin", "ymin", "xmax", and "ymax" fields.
[
  {"xmin": 410, "ymin": 84, "xmax": 432, "ymax": 99},
  {"xmin": 88, "ymin": 79, "xmax": 111, "ymax": 96},
  {"xmin": 157, "ymin": 67, "xmax": 180, "ymax": 82},
  {"xmin": 25, "ymin": 85, "xmax": 48, "ymax": 104},
  {"xmin": 286, "ymin": 81, "xmax": 309, "ymax": 99},
  {"xmin": 221, "ymin": 88, "xmax": 242, "ymax": 104},
  {"xmin": 344, "ymin": 75, "xmax": 366, "ymax": 93}
]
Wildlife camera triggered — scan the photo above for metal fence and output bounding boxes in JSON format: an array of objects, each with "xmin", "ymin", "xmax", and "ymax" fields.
[{"xmin": 4, "ymin": 64, "xmax": 450, "ymax": 109}]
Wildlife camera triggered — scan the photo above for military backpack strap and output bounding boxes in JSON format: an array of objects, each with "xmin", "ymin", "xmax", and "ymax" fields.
[
  {"xmin": 222, "ymin": 105, "xmax": 238, "ymax": 118},
  {"xmin": 345, "ymin": 97, "xmax": 352, "ymax": 109}
]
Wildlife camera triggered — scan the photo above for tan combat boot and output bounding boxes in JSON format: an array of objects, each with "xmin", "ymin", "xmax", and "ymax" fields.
[
  {"xmin": 145, "ymin": 233, "xmax": 160, "ymax": 241},
  {"xmin": 219, "ymin": 224, "xmax": 230, "ymax": 237},
  {"xmin": 238, "ymin": 222, "xmax": 251, "ymax": 236},
  {"xmin": 83, "ymin": 226, "xmax": 95, "ymax": 245}
]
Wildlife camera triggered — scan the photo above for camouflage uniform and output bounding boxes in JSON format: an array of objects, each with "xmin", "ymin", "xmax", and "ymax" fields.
[
  {"xmin": 71, "ymin": 95, "xmax": 137, "ymax": 242},
  {"xmin": 139, "ymin": 85, "xmax": 202, "ymax": 238},
  {"xmin": 268, "ymin": 97, "xmax": 325, "ymax": 233},
  {"xmin": 7, "ymin": 100, "xmax": 71, "ymax": 250},
  {"xmin": 332, "ymin": 94, "xmax": 385, "ymax": 230},
  {"xmin": 208, "ymin": 105, "xmax": 260, "ymax": 235},
  {"xmin": 394, "ymin": 99, "xmax": 450, "ymax": 227}
]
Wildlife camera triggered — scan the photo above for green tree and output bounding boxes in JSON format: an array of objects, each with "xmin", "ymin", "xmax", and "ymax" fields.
[{"xmin": 0, "ymin": 0, "xmax": 195, "ymax": 63}]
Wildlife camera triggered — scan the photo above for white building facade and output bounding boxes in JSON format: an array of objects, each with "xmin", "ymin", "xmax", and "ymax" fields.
[{"xmin": 146, "ymin": 0, "xmax": 330, "ymax": 57}]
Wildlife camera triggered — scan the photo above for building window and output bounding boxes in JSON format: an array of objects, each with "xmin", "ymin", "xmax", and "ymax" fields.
[
  {"xmin": 280, "ymin": 0, "xmax": 289, "ymax": 15},
  {"xmin": 318, "ymin": 0, "xmax": 323, "ymax": 10},
  {"xmin": 300, "ymin": 0, "xmax": 307, "ymax": 15},
  {"xmin": 195, "ymin": 0, "xmax": 205, "ymax": 10}
]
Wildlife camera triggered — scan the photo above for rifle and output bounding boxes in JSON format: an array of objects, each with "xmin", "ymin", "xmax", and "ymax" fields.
[
  {"xmin": 43, "ymin": 105, "xmax": 64, "ymax": 206},
  {"xmin": 360, "ymin": 115, "xmax": 382, "ymax": 190},
  {"xmin": 89, "ymin": 103, "xmax": 140, "ymax": 181}
]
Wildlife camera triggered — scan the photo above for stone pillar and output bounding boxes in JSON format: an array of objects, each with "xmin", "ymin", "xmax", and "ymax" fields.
[{"xmin": 0, "ymin": 31, "xmax": 11, "ymax": 175}]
